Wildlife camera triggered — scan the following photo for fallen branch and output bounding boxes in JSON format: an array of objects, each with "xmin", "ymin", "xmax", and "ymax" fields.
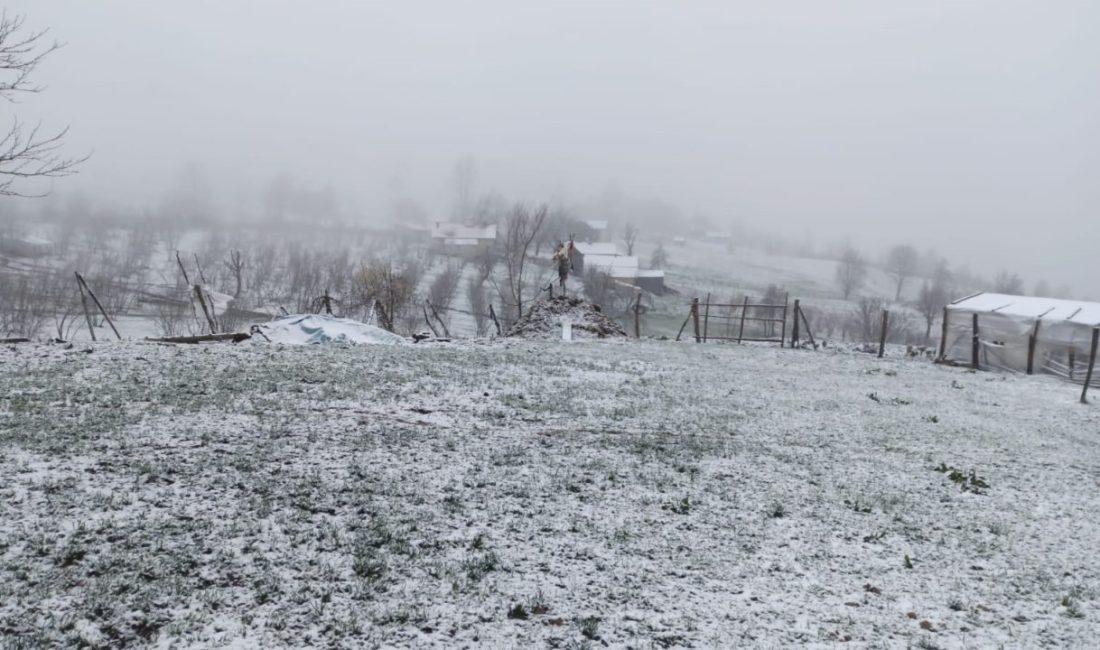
[
  {"xmin": 1, "ymin": 337, "xmax": 31, "ymax": 344},
  {"xmin": 146, "ymin": 333, "xmax": 251, "ymax": 344}
]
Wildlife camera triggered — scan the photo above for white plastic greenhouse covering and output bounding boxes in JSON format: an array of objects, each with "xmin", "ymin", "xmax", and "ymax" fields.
[{"xmin": 941, "ymin": 293, "xmax": 1100, "ymax": 383}]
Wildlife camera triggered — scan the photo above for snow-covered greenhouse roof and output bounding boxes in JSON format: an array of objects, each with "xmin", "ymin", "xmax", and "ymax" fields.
[{"xmin": 948, "ymin": 293, "xmax": 1100, "ymax": 327}]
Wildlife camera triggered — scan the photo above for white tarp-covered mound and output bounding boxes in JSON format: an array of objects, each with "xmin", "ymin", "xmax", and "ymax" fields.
[
  {"xmin": 942, "ymin": 292, "xmax": 1100, "ymax": 380},
  {"xmin": 253, "ymin": 314, "xmax": 406, "ymax": 345}
]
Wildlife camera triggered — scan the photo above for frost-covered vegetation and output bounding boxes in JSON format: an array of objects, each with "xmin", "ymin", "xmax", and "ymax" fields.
[{"xmin": 2, "ymin": 339, "xmax": 1098, "ymax": 648}]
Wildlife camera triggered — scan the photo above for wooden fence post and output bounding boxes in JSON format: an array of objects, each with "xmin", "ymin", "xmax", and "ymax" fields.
[
  {"xmin": 937, "ymin": 306, "xmax": 949, "ymax": 360},
  {"xmin": 878, "ymin": 310, "xmax": 889, "ymax": 358},
  {"xmin": 737, "ymin": 296, "xmax": 748, "ymax": 344},
  {"xmin": 691, "ymin": 298, "xmax": 701, "ymax": 343},
  {"xmin": 971, "ymin": 313, "xmax": 980, "ymax": 370},
  {"xmin": 791, "ymin": 299, "xmax": 801, "ymax": 348},
  {"xmin": 702, "ymin": 293, "xmax": 711, "ymax": 343},
  {"xmin": 800, "ymin": 306, "xmax": 818, "ymax": 350},
  {"xmin": 1027, "ymin": 319, "xmax": 1041, "ymax": 375},
  {"xmin": 780, "ymin": 293, "xmax": 789, "ymax": 348},
  {"xmin": 1069, "ymin": 348, "xmax": 1076, "ymax": 381},
  {"xmin": 1082, "ymin": 327, "xmax": 1099, "ymax": 404},
  {"xmin": 633, "ymin": 292, "xmax": 641, "ymax": 339}
]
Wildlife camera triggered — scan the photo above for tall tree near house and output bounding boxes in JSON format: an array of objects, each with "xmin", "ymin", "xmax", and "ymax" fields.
[
  {"xmin": 835, "ymin": 247, "xmax": 867, "ymax": 301},
  {"xmin": 499, "ymin": 203, "xmax": 547, "ymax": 325},
  {"xmin": 0, "ymin": 11, "xmax": 87, "ymax": 196},
  {"xmin": 623, "ymin": 223, "xmax": 638, "ymax": 256},
  {"xmin": 886, "ymin": 244, "xmax": 919, "ymax": 301},
  {"xmin": 223, "ymin": 250, "xmax": 245, "ymax": 299}
]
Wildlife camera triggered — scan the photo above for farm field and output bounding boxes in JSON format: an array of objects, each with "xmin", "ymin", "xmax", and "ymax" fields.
[{"xmin": 2, "ymin": 339, "xmax": 1099, "ymax": 648}]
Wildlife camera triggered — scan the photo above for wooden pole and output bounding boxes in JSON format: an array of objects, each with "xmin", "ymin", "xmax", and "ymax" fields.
[
  {"xmin": 971, "ymin": 313, "xmax": 980, "ymax": 370},
  {"xmin": 76, "ymin": 280, "xmax": 97, "ymax": 342},
  {"xmin": 75, "ymin": 273, "xmax": 121, "ymax": 340},
  {"xmin": 1027, "ymin": 319, "xmax": 1041, "ymax": 375},
  {"xmin": 1082, "ymin": 327, "xmax": 1099, "ymax": 404},
  {"xmin": 780, "ymin": 293, "xmax": 789, "ymax": 348},
  {"xmin": 791, "ymin": 299, "xmax": 801, "ymax": 348},
  {"xmin": 1069, "ymin": 348, "xmax": 1076, "ymax": 381},
  {"xmin": 702, "ymin": 293, "xmax": 711, "ymax": 343},
  {"xmin": 691, "ymin": 298, "xmax": 701, "ymax": 343},
  {"xmin": 937, "ymin": 306, "xmax": 949, "ymax": 360},
  {"xmin": 633, "ymin": 292, "xmax": 641, "ymax": 339},
  {"xmin": 878, "ymin": 310, "xmax": 889, "ymax": 358},
  {"xmin": 737, "ymin": 296, "xmax": 748, "ymax": 344}
]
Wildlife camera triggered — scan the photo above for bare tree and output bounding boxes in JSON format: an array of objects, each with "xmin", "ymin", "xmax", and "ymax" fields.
[
  {"xmin": 993, "ymin": 271, "xmax": 1024, "ymax": 295},
  {"xmin": 835, "ymin": 247, "xmax": 867, "ymax": 300},
  {"xmin": 355, "ymin": 258, "xmax": 421, "ymax": 334},
  {"xmin": 0, "ymin": 11, "xmax": 86, "ymax": 196},
  {"xmin": 223, "ymin": 250, "xmax": 245, "ymax": 299},
  {"xmin": 623, "ymin": 223, "xmax": 638, "ymax": 256},
  {"xmin": 428, "ymin": 260, "xmax": 464, "ymax": 321},
  {"xmin": 914, "ymin": 280, "xmax": 949, "ymax": 343},
  {"xmin": 497, "ymin": 203, "xmax": 547, "ymax": 324},
  {"xmin": 650, "ymin": 242, "xmax": 669, "ymax": 269},
  {"xmin": 886, "ymin": 244, "xmax": 919, "ymax": 301}
]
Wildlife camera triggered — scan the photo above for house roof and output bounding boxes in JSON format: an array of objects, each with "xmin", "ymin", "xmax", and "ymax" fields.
[
  {"xmin": 430, "ymin": 222, "xmax": 497, "ymax": 240},
  {"xmin": 574, "ymin": 242, "xmax": 619, "ymax": 256},
  {"xmin": 948, "ymin": 292, "xmax": 1100, "ymax": 326},
  {"xmin": 583, "ymin": 219, "xmax": 609, "ymax": 230},
  {"xmin": 584, "ymin": 254, "xmax": 640, "ymax": 278}
]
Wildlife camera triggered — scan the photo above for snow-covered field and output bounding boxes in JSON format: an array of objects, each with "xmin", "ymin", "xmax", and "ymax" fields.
[{"xmin": 2, "ymin": 339, "xmax": 1098, "ymax": 648}]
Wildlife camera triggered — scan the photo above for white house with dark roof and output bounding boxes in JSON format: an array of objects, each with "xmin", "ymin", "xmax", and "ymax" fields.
[{"xmin": 430, "ymin": 222, "xmax": 497, "ymax": 257}]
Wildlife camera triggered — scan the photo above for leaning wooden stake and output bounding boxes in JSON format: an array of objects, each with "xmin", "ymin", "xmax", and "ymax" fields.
[
  {"xmin": 488, "ymin": 304, "xmax": 502, "ymax": 336},
  {"xmin": 937, "ymin": 306, "xmax": 949, "ymax": 360},
  {"xmin": 1081, "ymin": 327, "xmax": 1099, "ymax": 404},
  {"xmin": 74, "ymin": 273, "xmax": 121, "ymax": 340},
  {"xmin": 193, "ymin": 285, "xmax": 218, "ymax": 334},
  {"xmin": 675, "ymin": 303, "xmax": 694, "ymax": 342},
  {"xmin": 76, "ymin": 280, "xmax": 97, "ymax": 342},
  {"xmin": 878, "ymin": 310, "xmax": 890, "ymax": 358},
  {"xmin": 737, "ymin": 295, "xmax": 748, "ymax": 343},
  {"xmin": 426, "ymin": 300, "xmax": 450, "ymax": 338},
  {"xmin": 799, "ymin": 305, "xmax": 818, "ymax": 350}
]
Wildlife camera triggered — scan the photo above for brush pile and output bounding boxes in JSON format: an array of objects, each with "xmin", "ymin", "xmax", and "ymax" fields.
[{"xmin": 506, "ymin": 296, "xmax": 627, "ymax": 340}]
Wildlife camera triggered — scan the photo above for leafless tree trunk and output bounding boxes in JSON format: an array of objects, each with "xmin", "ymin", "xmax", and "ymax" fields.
[
  {"xmin": 224, "ymin": 250, "xmax": 245, "ymax": 299},
  {"xmin": 623, "ymin": 223, "xmax": 638, "ymax": 256},
  {"xmin": 498, "ymin": 203, "xmax": 547, "ymax": 324},
  {"xmin": 836, "ymin": 247, "xmax": 867, "ymax": 301}
]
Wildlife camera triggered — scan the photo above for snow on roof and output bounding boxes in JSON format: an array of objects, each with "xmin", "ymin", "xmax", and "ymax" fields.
[
  {"xmin": 636, "ymin": 270, "xmax": 665, "ymax": 279},
  {"xmin": 583, "ymin": 219, "xmax": 609, "ymax": 230},
  {"xmin": 443, "ymin": 238, "xmax": 480, "ymax": 247},
  {"xmin": 430, "ymin": 222, "xmax": 497, "ymax": 240},
  {"xmin": 574, "ymin": 242, "xmax": 619, "ymax": 256},
  {"xmin": 584, "ymin": 254, "xmax": 640, "ymax": 278},
  {"xmin": 948, "ymin": 292, "xmax": 1100, "ymax": 326}
]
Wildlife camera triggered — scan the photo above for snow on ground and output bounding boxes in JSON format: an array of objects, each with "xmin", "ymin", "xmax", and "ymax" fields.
[
  {"xmin": 253, "ymin": 314, "xmax": 406, "ymax": 346},
  {"xmin": 1, "ymin": 339, "xmax": 1099, "ymax": 648}
]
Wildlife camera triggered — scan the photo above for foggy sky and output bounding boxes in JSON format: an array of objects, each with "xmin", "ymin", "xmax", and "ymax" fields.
[{"xmin": 8, "ymin": 1, "xmax": 1099, "ymax": 294}]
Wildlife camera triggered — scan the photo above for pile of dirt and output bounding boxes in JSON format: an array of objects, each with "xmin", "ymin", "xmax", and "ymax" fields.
[{"xmin": 506, "ymin": 296, "xmax": 627, "ymax": 340}]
